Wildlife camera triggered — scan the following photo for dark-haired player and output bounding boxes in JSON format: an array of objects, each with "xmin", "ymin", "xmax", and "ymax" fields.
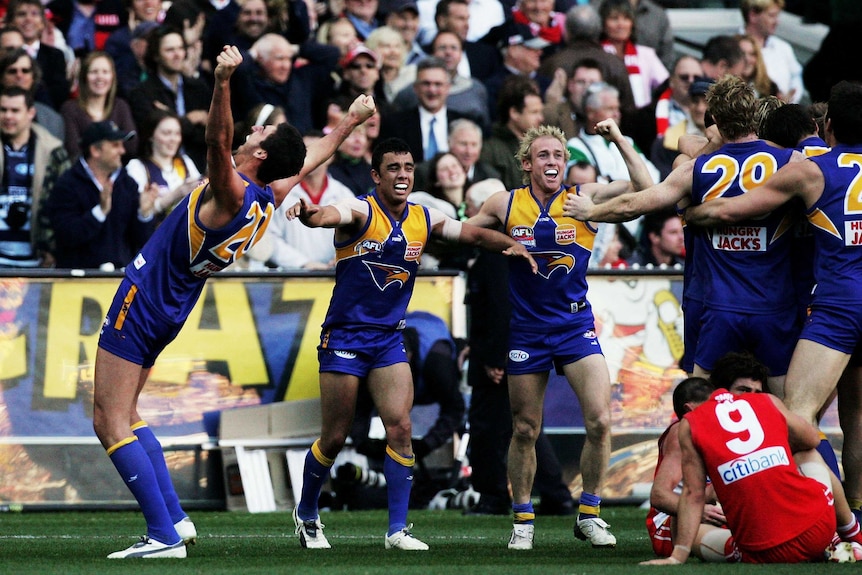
[{"xmin": 93, "ymin": 45, "xmax": 376, "ymax": 559}]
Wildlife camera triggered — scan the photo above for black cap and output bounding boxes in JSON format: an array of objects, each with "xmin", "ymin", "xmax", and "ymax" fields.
[
  {"xmin": 80, "ymin": 121, "xmax": 135, "ymax": 150},
  {"xmin": 690, "ymin": 76, "xmax": 715, "ymax": 98},
  {"xmin": 380, "ymin": 0, "xmax": 418, "ymax": 17}
]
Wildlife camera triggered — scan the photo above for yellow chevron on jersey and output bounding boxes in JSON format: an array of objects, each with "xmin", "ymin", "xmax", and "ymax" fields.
[
  {"xmin": 808, "ymin": 207, "xmax": 842, "ymax": 239},
  {"xmin": 506, "ymin": 185, "xmax": 596, "ymax": 253},
  {"xmin": 186, "ymin": 179, "xmax": 275, "ymax": 265},
  {"xmin": 335, "ymin": 195, "xmax": 429, "ymax": 264}
]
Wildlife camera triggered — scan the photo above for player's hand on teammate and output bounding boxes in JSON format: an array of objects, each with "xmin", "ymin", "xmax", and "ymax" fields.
[
  {"xmin": 214, "ymin": 45, "xmax": 243, "ymax": 82},
  {"xmin": 502, "ymin": 243, "xmax": 538, "ymax": 274},
  {"xmin": 347, "ymin": 94, "xmax": 377, "ymax": 124},
  {"xmin": 594, "ymin": 119, "xmax": 623, "ymax": 143},
  {"xmin": 563, "ymin": 189, "xmax": 595, "ymax": 221}
]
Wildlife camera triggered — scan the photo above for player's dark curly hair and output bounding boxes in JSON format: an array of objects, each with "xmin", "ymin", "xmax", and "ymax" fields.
[
  {"xmin": 672, "ymin": 377, "xmax": 714, "ymax": 419},
  {"xmin": 709, "ymin": 351, "xmax": 769, "ymax": 391},
  {"xmin": 258, "ymin": 123, "xmax": 306, "ymax": 183},
  {"xmin": 371, "ymin": 137, "xmax": 412, "ymax": 173}
]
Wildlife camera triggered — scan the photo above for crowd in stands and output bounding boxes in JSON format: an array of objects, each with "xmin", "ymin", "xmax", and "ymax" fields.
[{"xmin": 0, "ymin": 0, "xmax": 840, "ymax": 271}]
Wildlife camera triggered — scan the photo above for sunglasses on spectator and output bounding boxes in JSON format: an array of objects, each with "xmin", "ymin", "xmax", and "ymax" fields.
[
  {"xmin": 5, "ymin": 67, "xmax": 32, "ymax": 74},
  {"xmin": 347, "ymin": 62, "xmax": 376, "ymax": 70},
  {"xmin": 676, "ymin": 74, "xmax": 696, "ymax": 82}
]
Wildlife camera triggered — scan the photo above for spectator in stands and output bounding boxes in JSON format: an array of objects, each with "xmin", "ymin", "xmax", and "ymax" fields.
[
  {"xmin": 328, "ymin": 123, "xmax": 374, "ymax": 196},
  {"xmin": 259, "ymin": 130, "xmax": 355, "ymax": 270},
  {"xmin": 104, "ymin": 0, "xmax": 162, "ymax": 92},
  {"xmin": 636, "ymin": 54, "xmax": 703, "ymax": 154},
  {"xmin": 629, "ymin": 0, "xmax": 675, "ymax": 71},
  {"xmin": 379, "ymin": 57, "xmax": 465, "ymax": 162},
  {"xmin": 598, "ymin": 0, "xmax": 668, "ymax": 110},
  {"xmin": 0, "ymin": 26, "xmax": 25, "ymax": 52},
  {"xmin": 699, "ymin": 34, "xmax": 746, "ymax": 80},
  {"xmin": 317, "ymin": 16, "xmax": 360, "ymax": 59},
  {"xmin": 365, "ymin": 25, "xmax": 414, "ymax": 104},
  {"xmin": 431, "ymin": 0, "xmax": 499, "ymax": 82},
  {"xmin": 539, "ymin": 4, "xmax": 636, "ymax": 117},
  {"xmin": 60, "ymin": 51, "xmax": 137, "ymax": 162},
  {"xmin": 342, "ymin": 0, "xmax": 379, "ymax": 41},
  {"xmin": 125, "ymin": 109, "xmax": 201, "ymax": 221},
  {"xmin": 128, "ymin": 27, "xmax": 212, "ymax": 170},
  {"xmin": 480, "ymin": 75, "xmax": 543, "ymax": 189},
  {"xmin": 482, "ymin": 22, "xmax": 551, "ymax": 123},
  {"xmin": 628, "ymin": 210, "xmax": 684, "ymax": 268},
  {"xmin": 740, "ymin": 0, "xmax": 803, "ymax": 103},
  {"xmin": 380, "ymin": 0, "xmax": 425, "ymax": 65},
  {"xmin": 336, "ymin": 43, "xmax": 380, "ymax": 101},
  {"xmin": 736, "ymin": 33, "xmax": 778, "ymax": 99},
  {"xmin": 0, "ymin": 48, "xmax": 64, "ymax": 140},
  {"xmin": 4, "ymin": 0, "xmax": 69, "ymax": 108},
  {"xmin": 46, "ymin": 0, "xmax": 124, "ymax": 56},
  {"xmin": 650, "ymin": 75, "xmax": 712, "ymax": 180},
  {"xmin": 231, "ymin": 33, "xmax": 337, "ymax": 134},
  {"xmin": 504, "ymin": 0, "xmax": 566, "ymax": 58},
  {"xmin": 542, "ymin": 57, "xmax": 604, "ymax": 140},
  {"xmin": 566, "ymin": 82, "xmax": 659, "ymax": 185},
  {"xmin": 111, "ymin": 21, "xmax": 157, "ymax": 100},
  {"xmin": 393, "ymin": 31, "xmax": 488, "ymax": 131},
  {"xmin": 45, "ymin": 120, "xmax": 155, "ymax": 270},
  {"xmin": 447, "ymin": 118, "xmax": 499, "ymax": 183},
  {"xmin": 0, "ymin": 86, "xmax": 70, "ymax": 268},
  {"xmin": 202, "ymin": 0, "xmax": 269, "ymax": 70}
]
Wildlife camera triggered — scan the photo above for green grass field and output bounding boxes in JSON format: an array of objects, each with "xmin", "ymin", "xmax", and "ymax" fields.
[{"xmin": 0, "ymin": 506, "xmax": 854, "ymax": 574}]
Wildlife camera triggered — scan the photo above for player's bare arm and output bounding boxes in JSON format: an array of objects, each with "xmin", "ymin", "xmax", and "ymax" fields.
[
  {"xmin": 287, "ymin": 197, "xmax": 367, "ymax": 233},
  {"xmin": 685, "ymin": 160, "xmax": 823, "ymax": 227},
  {"xmin": 465, "ymin": 190, "xmax": 508, "ymax": 229},
  {"xmin": 591, "ymin": 118, "xmax": 655, "ymax": 200},
  {"xmin": 271, "ymin": 95, "xmax": 376, "ymax": 202},
  {"xmin": 453, "ymin": 221, "xmax": 538, "ymax": 274},
  {"xmin": 565, "ymin": 161, "xmax": 693, "ymax": 223},
  {"xmin": 204, "ymin": 45, "xmax": 247, "ymax": 215}
]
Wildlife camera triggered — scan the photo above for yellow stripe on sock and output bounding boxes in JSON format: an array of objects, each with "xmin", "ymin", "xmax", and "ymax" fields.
[
  {"xmin": 106, "ymin": 436, "xmax": 138, "ymax": 456},
  {"xmin": 514, "ymin": 512, "xmax": 535, "ymax": 523},
  {"xmin": 579, "ymin": 504, "xmax": 600, "ymax": 516},
  {"xmin": 311, "ymin": 439, "xmax": 335, "ymax": 467},
  {"xmin": 385, "ymin": 445, "xmax": 415, "ymax": 467},
  {"xmin": 130, "ymin": 420, "xmax": 148, "ymax": 431}
]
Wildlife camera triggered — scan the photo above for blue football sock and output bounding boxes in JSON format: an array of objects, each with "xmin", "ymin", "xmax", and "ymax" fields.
[
  {"xmin": 108, "ymin": 438, "xmax": 180, "ymax": 545},
  {"xmin": 133, "ymin": 422, "xmax": 186, "ymax": 523},
  {"xmin": 512, "ymin": 501, "xmax": 535, "ymax": 524},
  {"xmin": 816, "ymin": 435, "xmax": 842, "ymax": 479},
  {"xmin": 578, "ymin": 492, "xmax": 602, "ymax": 520},
  {"xmin": 297, "ymin": 440, "xmax": 333, "ymax": 520},
  {"xmin": 384, "ymin": 446, "xmax": 414, "ymax": 535}
]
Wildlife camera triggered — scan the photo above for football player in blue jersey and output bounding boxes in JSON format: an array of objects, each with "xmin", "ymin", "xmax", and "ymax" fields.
[
  {"xmin": 467, "ymin": 118, "xmax": 653, "ymax": 550},
  {"xmin": 285, "ymin": 137, "xmax": 536, "ymax": 551},
  {"xmin": 92, "ymin": 45, "xmax": 377, "ymax": 559},
  {"xmin": 684, "ymin": 80, "xmax": 862, "ymax": 530}
]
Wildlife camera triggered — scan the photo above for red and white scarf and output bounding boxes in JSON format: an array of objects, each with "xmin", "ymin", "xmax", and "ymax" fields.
[
  {"xmin": 602, "ymin": 40, "xmax": 649, "ymax": 108},
  {"xmin": 512, "ymin": 9, "xmax": 564, "ymax": 46}
]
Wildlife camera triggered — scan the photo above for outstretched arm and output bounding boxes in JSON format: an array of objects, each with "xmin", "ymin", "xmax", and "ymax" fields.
[
  {"xmin": 205, "ymin": 45, "xmax": 247, "ymax": 212},
  {"xmin": 286, "ymin": 196, "xmax": 367, "ymax": 230},
  {"xmin": 591, "ymin": 119, "xmax": 654, "ymax": 202},
  {"xmin": 565, "ymin": 161, "xmax": 693, "ymax": 223},
  {"xmin": 271, "ymin": 95, "xmax": 376, "ymax": 200}
]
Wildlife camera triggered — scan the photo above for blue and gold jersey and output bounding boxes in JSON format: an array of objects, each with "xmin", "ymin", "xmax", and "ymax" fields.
[
  {"xmin": 322, "ymin": 193, "xmax": 431, "ymax": 331},
  {"xmin": 126, "ymin": 174, "xmax": 275, "ymax": 321},
  {"xmin": 504, "ymin": 185, "xmax": 596, "ymax": 330},
  {"xmin": 691, "ymin": 140, "xmax": 795, "ymax": 313},
  {"xmin": 806, "ymin": 145, "xmax": 862, "ymax": 305}
]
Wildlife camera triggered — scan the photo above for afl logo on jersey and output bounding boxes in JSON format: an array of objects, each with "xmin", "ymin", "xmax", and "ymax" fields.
[
  {"xmin": 509, "ymin": 350, "xmax": 529, "ymax": 362},
  {"xmin": 555, "ymin": 224, "xmax": 576, "ymax": 245},
  {"xmin": 356, "ymin": 239, "xmax": 383, "ymax": 255},
  {"xmin": 404, "ymin": 241, "xmax": 423, "ymax": 261},
  {"xmin": 511, "ymin": 226, "xmax": 536, "ymax": 247}
]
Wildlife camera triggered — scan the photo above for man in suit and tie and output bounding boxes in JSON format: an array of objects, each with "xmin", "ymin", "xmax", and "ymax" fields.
[
  {"xmin": 379, "ymin": 57, "xmax": 465, "ymax": 163},
  {"xmin": 431, "ymin": 0, "xmax": 500, "ymax": 83}
]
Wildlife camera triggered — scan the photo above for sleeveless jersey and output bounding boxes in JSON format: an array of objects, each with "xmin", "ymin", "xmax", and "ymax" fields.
[
  {"xmin": 504, "ymin": 185, "xmax": 596, "ymax": 331},
  {"xmin": 125, "ymin": 174, "xmax": 275, "ymax": 321},
  {"xmin": 806, "ymin": 145, "xmax": 862, "ymax": 305},
  {"xmin": 322, "ymin": 193, "xmax": 430, "ymax": 331},
  {"xmin": 691, "ymin": 140, "xmax": 795, "ymax": 313},
  {"xmin": 687, "ymin": 389, "xmax": 830, "ymax": 551}
]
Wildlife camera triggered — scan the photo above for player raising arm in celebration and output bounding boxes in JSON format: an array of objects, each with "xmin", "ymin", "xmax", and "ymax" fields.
[
  {"xmin": 467, "ymin": 120, "xmax": 653, "ymax": 550},
  {"xmin": 92, "ymin": 45, "xmax": 376, "ymax": 559},
  {"xmin": 286, "ymin": 137, "xmax": 535, "ymax": 551}
]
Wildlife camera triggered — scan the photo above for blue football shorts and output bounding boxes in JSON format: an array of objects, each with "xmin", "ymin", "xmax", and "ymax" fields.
[
  {"xmin": 507, "ymin": 319, "xmax": 603, "ymax": 375},
  {"xmin": 318, "ymin": 326, "xmax": 407, "ymax": 377},
  {"xmin": 98, "ymin": 278, "xmax": 184, "ymax": 369},
  {"xmin": 800, "ymin": 302, "xmax": 862, "ymax": 356}
]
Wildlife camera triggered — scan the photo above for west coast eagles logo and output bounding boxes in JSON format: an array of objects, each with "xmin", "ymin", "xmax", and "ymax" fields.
[
  {"xmin": 531, "ymin": 250, "xmax": 575, "ymax": 279},
  {"xmin": 364, "ymin": 261, "xmax": 411, "ymax": 291}
]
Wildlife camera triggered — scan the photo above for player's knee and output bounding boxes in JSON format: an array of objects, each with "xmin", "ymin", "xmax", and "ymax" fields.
[
  {"xmin": 511, "ymin": 417, "xmax": 540, "ymax": 443},
  {"xmin": 583, "ymin": 410, "xmax": 611, "ymax": 440}
]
